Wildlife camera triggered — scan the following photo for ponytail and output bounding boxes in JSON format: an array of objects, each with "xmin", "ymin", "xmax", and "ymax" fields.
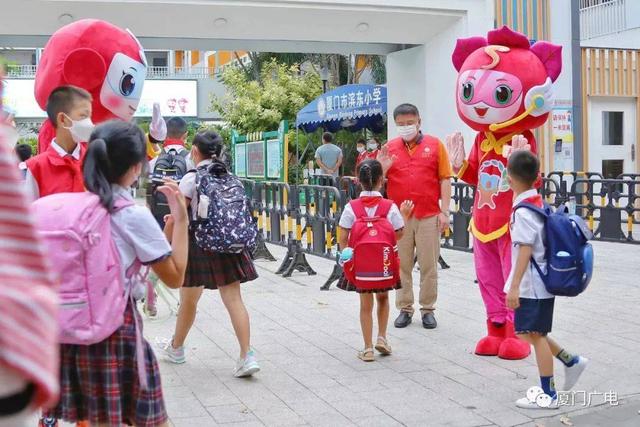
[
  {"xmin": 358, "ymin": 159, "xmax": 383, "ymax": 192},
  {"xmin": 83, "ymin": 138, "xmax": 114, "ymax": 211},
  {"xmin": 82, "ymin": 120, "xmax": 146, "ymax": 211}
]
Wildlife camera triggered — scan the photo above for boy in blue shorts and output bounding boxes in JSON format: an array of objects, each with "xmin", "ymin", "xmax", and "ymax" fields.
[{"xmin": 505, "ymin": 151, "xmax": 588, "ymax": 409}]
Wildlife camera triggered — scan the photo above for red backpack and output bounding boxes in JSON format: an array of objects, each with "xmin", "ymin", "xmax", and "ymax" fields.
[{"xmin": 343, "ymin": 198, "xmax": 400, "ymax": 292}]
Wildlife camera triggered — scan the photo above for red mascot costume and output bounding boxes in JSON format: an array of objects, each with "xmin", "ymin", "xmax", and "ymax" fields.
[
  {"xmin": 34, "ymin": 19, "xmax": 147, "ymax": 153},
  {"xmin": 446, "ymin": 26, "xmax": 562, "ymax": 360}
]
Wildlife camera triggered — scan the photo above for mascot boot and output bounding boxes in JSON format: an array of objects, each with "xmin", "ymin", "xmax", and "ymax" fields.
[
  {"xmin": 498, "ymin": 320, "xmax": 531, "ymax": 360},
  {"xmin": 475, "ymin": 320, "xmax": 506, "ymax": 356}
]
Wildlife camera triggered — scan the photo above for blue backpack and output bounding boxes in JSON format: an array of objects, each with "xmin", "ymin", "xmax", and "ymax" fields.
[
  {"xmin": 515, "ymin": 203, "xmax": 594, "ymax": 297},
  {"xmin": 193, "ymin": 163, "xmax": 257, "ymax": 254}
]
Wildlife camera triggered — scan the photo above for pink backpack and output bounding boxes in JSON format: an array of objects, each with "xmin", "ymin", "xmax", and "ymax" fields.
[{"xmin": 32, "ymin": 192, "xmax": 135, "ymax": 345}]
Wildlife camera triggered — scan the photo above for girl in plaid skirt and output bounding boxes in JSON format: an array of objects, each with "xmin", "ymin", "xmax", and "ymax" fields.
[
  {"xmin": 159, "ymin": 131, "xmax": 260, "ymax": 378},
  {"xmin": 44, "ymin": 121, "xmax": 189, "ymax": 426}
]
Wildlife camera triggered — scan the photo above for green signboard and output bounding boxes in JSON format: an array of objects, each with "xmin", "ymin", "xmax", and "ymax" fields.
[{"xmin": 231, "ymin": 120, "xmax": 288, "ymax": 181}]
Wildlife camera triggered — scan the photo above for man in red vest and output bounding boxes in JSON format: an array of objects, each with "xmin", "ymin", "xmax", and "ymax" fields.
[
  {"xmin": 378, "ymin": 104, "xmax": 452, "ymax": 329},
  {"xmin": 26, "ymin": 86, "xmax": 93, "ymax": 199}
]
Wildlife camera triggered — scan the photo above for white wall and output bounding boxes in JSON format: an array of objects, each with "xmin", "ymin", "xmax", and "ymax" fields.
[
  {"xmin": 197, "ymin": 78, "xmax": 225, "ymax": 120},
  {"xmin": 386, "ymin": 45, "xmax": 427, "ymax": 138}
]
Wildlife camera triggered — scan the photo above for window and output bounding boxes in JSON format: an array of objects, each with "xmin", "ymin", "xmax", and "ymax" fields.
[
  {"xmin": 153, "ymin": 57, "xmax": 168, "ymax": 67},
  {"xmin": 602, "ymin": 159, "xmax": 623, "ymax": 179},
  {"xmin": 602, "ymin": 111, "xmax": 623, "ymax": 146}
]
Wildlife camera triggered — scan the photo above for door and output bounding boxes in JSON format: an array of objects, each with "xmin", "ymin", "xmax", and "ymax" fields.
[{"xmin": 589, "ymin": 97, "xmax": 637, "ymax": 178}]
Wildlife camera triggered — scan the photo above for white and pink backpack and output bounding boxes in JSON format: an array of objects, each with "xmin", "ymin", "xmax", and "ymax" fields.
[{"xmin": 32, "ymin": 192, "xmax": 135, "ymax": 345}]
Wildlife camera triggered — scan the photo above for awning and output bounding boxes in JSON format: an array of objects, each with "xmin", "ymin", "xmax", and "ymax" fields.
[{"xmin": 295, "ymin": 84, "xmax": 387, "ymax": 133}]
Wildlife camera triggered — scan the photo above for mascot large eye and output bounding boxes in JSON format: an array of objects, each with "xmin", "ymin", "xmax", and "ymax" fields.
[
  {"xmin": 119, "ymin": 71, "xmax": 135, "ymax": 96},
  {"xmin": 494, "ymin": 85, "xmax": 513, "ymax": 105},
  {"xmin": 461, "ymin": 82, "xmax": 474, "ymax": 102}
]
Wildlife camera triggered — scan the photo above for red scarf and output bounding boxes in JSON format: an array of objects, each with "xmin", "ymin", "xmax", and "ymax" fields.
[
  {"xmin": 360, "ymin": 195, "xmax": 383, "ymax": 208},
  {"xmin": 515, "ymin": 194, "xmax": 543, "ymax": 211},
  {"xmin": 163, "ymin": 138, "xmax": 185, "ymax": 148}
]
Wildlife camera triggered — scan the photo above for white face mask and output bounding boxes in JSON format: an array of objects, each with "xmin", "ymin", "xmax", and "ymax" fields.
[
  {"xmin": 63, "ymin": 115, "xmax": 95, "ymax": 143},
  {"xmin": 356, "ymin": 146, "xmax": 365, "ymax": 153},
  {"xmin": 367, "ymin": 142, "xmax": 378, "ymax": 151},
  {"xmin": 397, "ymin": 124, "xmax": 418, "ymax": 142}
]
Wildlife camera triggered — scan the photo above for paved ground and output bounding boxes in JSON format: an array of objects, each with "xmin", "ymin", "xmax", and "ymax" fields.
[{"xmin": 50, "ymin": 240, "xmax": 640, "ymax": 426}]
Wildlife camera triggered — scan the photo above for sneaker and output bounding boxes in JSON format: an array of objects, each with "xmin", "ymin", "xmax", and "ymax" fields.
[
  {"xmin": 563, "ymin": 356, "xmax": 589, "ymax": 391},
  {"xmin": 515, "ymin": 386, "xmax": 559, "ymax": 410},
  {"xmin": 234, "ymin": 349, "xmax": 260, "ymax": 378},
  {"xmin": 156, "ymin": 337, "xmax": 186, "ymax": 364}
]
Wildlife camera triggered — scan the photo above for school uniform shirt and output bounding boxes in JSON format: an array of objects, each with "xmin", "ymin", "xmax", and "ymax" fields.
[
  {"xmin": 385, "ymin": 134, "xmax": 453, "ymax": 219},
  {"xmin": 179, "ymin": 158, "xmax": 212, "ymax": 220},
  {"xmin": 24, "ymin": 139, "xmax": 84, "ymax": 200},
  {"xmin": 339, "ymin": 191, "xmax": 404, "ymax": 231},
  {"xmin": 110, "ymin": 185, "xmax": 172, "ymax": 285},
  {"xmin": 503, "ymin": 189, "xmax": 553, "ymax": 299}
]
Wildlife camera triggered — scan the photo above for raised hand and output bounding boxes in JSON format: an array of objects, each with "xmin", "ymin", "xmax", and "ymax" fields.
[
  {"xmin": 503, "ymin": 134, "xmax": 531, "ymax": 159},
  {"xmin": 157, "ymin": 179, "xmax": 187, "ymax": 223},
  {"xmin": 400, "ymin": 200, "xmax": 415, "ymax": 218},
  {"xmin": 376, "ymin": 145, "xmax": 397, "ymax": 175},
  {"xmin": 445, "ymin": 132, "xmax": 465, "ymax": 169}
]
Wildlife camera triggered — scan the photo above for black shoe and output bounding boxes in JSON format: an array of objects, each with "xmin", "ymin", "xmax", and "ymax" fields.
[
  {"xmin": 422, "ymin": 312, "xmax": 437, "ymax": 329},
  {"xmin": 394, "ymin": 312, "xmax": 412, "ymax": 328}
]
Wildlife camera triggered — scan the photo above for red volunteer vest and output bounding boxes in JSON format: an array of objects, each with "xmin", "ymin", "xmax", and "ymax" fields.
[
  {"xmin": 26, "ymin": 143, "xmax": 87, "ymax": 198},
  {"xmin": 386, "ymin": 135, "xmax": 442, "ymax": 219},
  {"xmin": 458, "ymin": 130, "xmax": 537, "ymax": 242}
]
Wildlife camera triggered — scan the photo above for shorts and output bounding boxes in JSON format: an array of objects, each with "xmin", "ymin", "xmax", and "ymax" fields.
[{"xmin": 514, "ymin": 297, "xmax": 555, "ymax": 335}]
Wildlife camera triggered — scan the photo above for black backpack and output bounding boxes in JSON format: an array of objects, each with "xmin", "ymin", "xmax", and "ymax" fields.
[{"xmin": 147, "ymin": 148, "xmax": 189, "ymax": 226}]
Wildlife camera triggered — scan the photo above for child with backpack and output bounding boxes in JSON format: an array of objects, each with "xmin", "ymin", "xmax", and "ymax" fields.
[
  {"xmin": 159, "ymin": 131, "xmax": 260, "ymax": 377},
  {"xmin": 36, "ymin": 120, "xmax": 189, "ymax": 427},
  {"xmin": 505, "ymin": 151, "xmax": 589, "ymax": 409},
  {"xmin": 337, "ymin": 159, "xmax": 413, "ymax": 362}
]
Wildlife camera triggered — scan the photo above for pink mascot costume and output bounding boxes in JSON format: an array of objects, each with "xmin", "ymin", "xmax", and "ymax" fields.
[
  {"xmin": 34, "ymin": 19, "xmax": 147, "ymax": 153},
  {"xmin": 447, "ymin": 26, "xmax": 562, "ymax": 359}
]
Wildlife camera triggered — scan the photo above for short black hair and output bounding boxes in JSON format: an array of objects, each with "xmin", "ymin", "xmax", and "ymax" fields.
[
  {"xmin": 507, "ymin": 150, "xmax": 540, "ymax": 187},
  {"xmin": 15, "ymin": 143, "xmax": 32, "ymax": 162},
  {"xmin": 166, "ymin": 117, "xmax": 188, "ymax": 139},
  {"xmin": 46, "ymin": 85, "xmax": 92, "ymax": 128},
  {"xmin": 393, "ymin": 103, "xmax": 420, "ymax": 119},
  {"xmin": 356, "ymin": 138, "xmax": 366, "ymax": 146},
  {"xmin": 322, "ymin": 132, "xmax": 333, "ymax": 143}
]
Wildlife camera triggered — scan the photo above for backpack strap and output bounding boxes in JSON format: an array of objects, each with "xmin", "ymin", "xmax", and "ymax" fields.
[
  {"xmin": 349, "ymin": 199, "xmax": 367, "ymax": 219},
  {"xmin": 513, "ymin": 202, "xmax": 549, "ymax": 284},
  {"xmin": 375, "ymin": 199, "xmax": 393, "ymax": 218},
  {"xmin": 350, "ymin": 198, "xmax": 393, "ymax": 219}
]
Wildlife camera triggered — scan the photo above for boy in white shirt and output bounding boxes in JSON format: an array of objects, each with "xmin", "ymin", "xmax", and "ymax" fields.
[{"xmin": 505, "ymin": 151, "xmax": 588, "ymax": 409}]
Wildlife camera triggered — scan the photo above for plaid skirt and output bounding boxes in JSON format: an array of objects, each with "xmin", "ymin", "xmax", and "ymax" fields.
[
  {"xmin": 336, "ymin": 272, "xmax": 402, "ymax": 294},
  {"xmin": 184, "ymin": 231, "xmax": 258, "ymax": 289},
  {"xmin": 44, "ymin": 302, "xmax": 167, "ymax": 427}
]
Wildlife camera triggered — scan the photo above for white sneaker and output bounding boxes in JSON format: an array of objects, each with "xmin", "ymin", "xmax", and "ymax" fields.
[
  {"xmin": 515, "ymin": 386, "xmax": 559, "ymax": 410},
  {"xmin": 156, "ymin": 337, "xmax": 186, "ymax": 364},
  {"xmin": 234, "ymin": 349, "xmax": 260, "ymax": 378},
  {"xmin": 563, "ymin": 356, "xmax": 589, "ymax": 391}
]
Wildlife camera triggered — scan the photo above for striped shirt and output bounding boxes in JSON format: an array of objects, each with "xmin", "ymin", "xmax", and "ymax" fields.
[{"xmin": 0, "ymin": 125, "xmax": 59, "ymax": 409}]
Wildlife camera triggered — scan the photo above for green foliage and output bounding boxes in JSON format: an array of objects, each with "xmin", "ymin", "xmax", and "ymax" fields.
[
  {"xmin": 212, "ymin": 60, "xmax": 323, "ymax": 135},
  {"xmin": 371, "ymin": 56, "xmax": 387, "ymax": 85},
  {"xmin": 17, "ymin": 136, "xmax": 38, "ymax": 156}
]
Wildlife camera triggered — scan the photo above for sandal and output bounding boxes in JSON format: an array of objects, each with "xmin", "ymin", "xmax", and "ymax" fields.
[
  {"xmin": 358, "ymin": 348, "xmax": 375, "ymax": 362},
  {"xmin": 375, "ymin": 337, "xmax": 392, "ymax": 355}
]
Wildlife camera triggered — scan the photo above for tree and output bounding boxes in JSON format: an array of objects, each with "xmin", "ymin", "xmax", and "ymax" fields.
[{"xmin": 211, "ymin": 59, "xmax": 322, "ymax": 134}]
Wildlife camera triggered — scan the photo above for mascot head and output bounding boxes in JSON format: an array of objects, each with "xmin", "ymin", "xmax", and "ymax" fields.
[
  {"xmin": 452, "ymin": 26, "xmax": 562, "ymax": 134},
  {"xmin": 35, "ymin": 19, "xmax": 146, "ymax": 150}
]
